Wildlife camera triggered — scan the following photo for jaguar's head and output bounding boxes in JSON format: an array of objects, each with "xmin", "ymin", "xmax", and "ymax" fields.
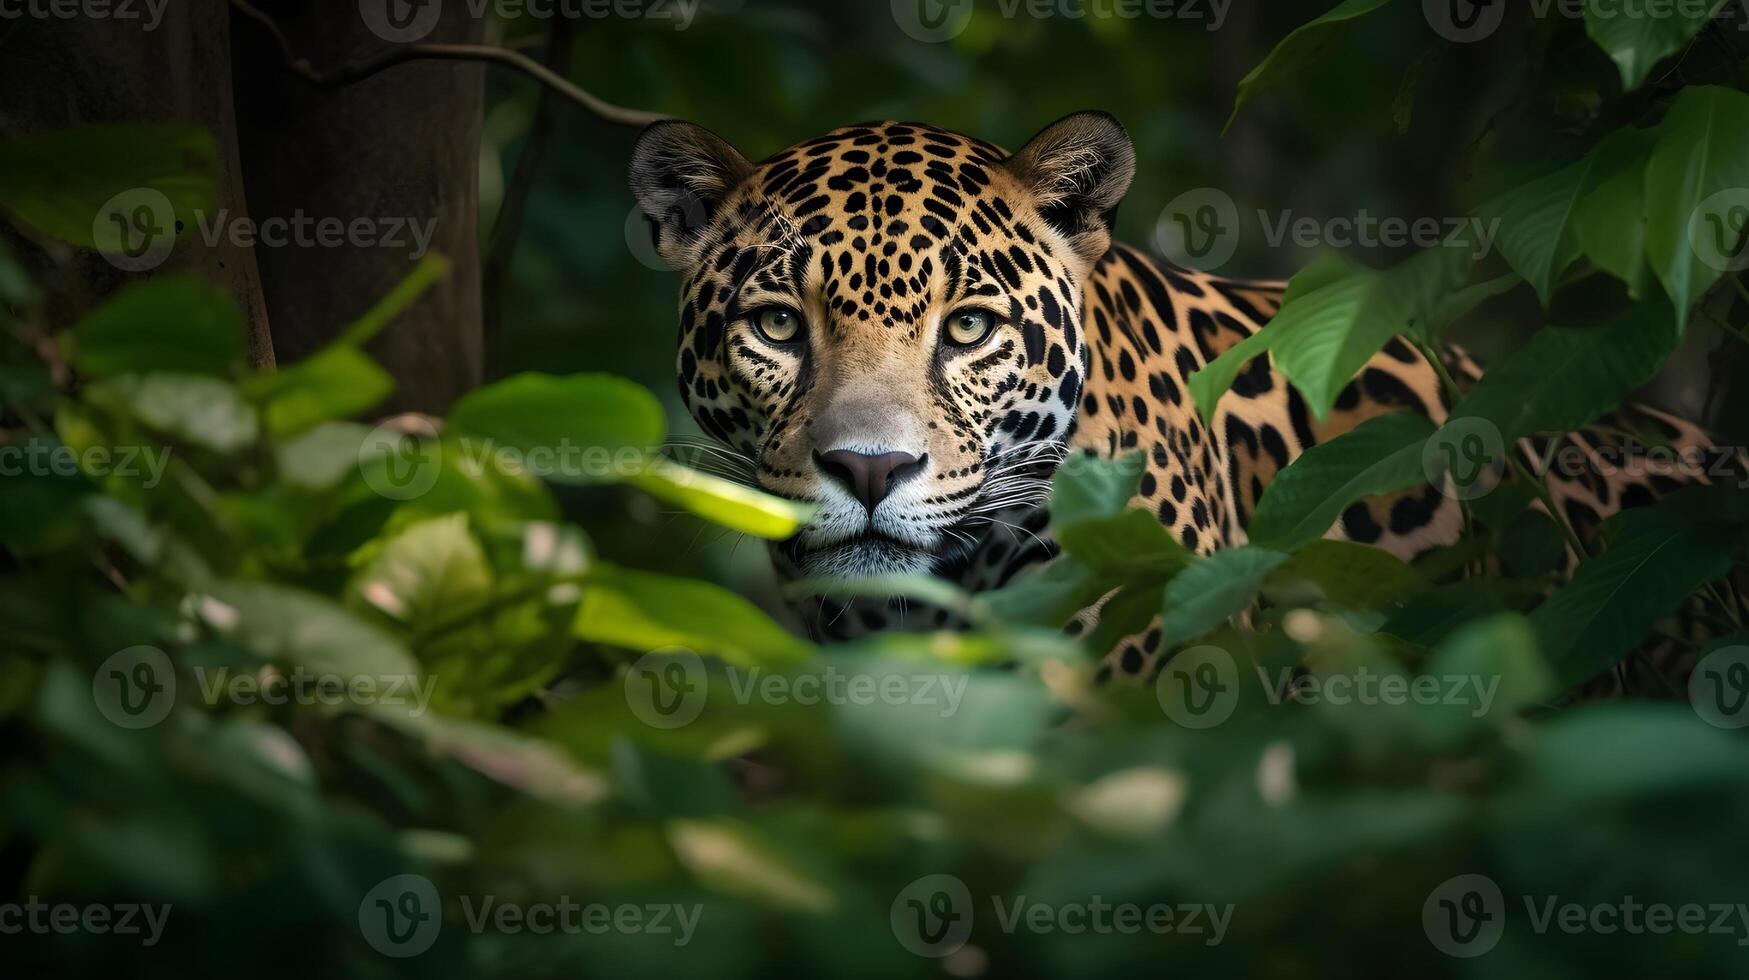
[{"xmin": 629, "ymin": 112, "xmax": 1135, "ymax": 578}]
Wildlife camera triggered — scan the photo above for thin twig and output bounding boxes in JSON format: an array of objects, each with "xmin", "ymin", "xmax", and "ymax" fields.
[
  {"xmin": 482, "ymin": 19, "xmax": 575, "ymax": 381},
  {"xmin": 230, "ymin": 0, "xmax": 667, "ymax": 127}
]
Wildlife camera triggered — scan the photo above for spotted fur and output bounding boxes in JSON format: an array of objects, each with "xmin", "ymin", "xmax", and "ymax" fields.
[{"xmin": 630, "ymin": 112, "xmax": 1741, "ymax": 694}]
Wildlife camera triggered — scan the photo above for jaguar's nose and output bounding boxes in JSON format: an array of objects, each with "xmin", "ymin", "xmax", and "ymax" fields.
[{"xmin": 814, "ymin": 449, "xmax": 926, "ymax": 513}]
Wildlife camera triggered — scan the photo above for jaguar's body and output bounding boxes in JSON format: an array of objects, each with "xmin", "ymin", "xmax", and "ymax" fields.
[{"xmin": 629, "ymin": 112, "xmax": 1734, "ymax": 693}]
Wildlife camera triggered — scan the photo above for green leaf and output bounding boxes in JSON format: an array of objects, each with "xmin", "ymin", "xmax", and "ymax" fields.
[
  {"xmin": 1264, "ymin": 539, "xmax": 1425, "ymax": 607},
  {"xmin": 1187, "ymin": 252, "xmax": 1407, "ymax": 425},
  {"xmin": 65, "ymin": 276, "xmax": 243, "ymax": 378},
  {"xmin": 1449, "ymin": 301, "xmax": 1678, "ymax": 442},
  {"xmin": 1050, "ymin": 454, "xmax": 1193, "ymax": 573},
  {"xmin": 1158, "ymin": 547, "xmax": 1288, "ymax": 648},
  {"xmin": 1418, "ymin": 613, "xmax": 1551, "ymax": 741},
  {"xmin": 575, "ymin": 563, "xmax": 814, "ymax": 667},
  {"xmin": 89, "ymin": 373, "xmax": 259, "ymax": 453},
  {"xmin": 370, "ymin": 707, "xmax": 607, "ymax": 805},
  {"xmin": 242, "ymin": 344, "xmax": 394, "ymax": 439},
  {"xmin": 275, "ymin": 421, "xmax": 379, "ymax": 491},
  {"xmin": 668, "ymin": 819, "xmax": 838, "ymax": 913},
  {"xmin": 0, "ymin": 434, "xmax": 92, "ymax": 552},
  {"xmin": 1585, "ymin": 0, "xmax": 1726, "ymax": 91},
  {"xmin": 1226, "ymin": 0, "xmax": 1398, "ymax": 132},
  {"xmin": 629, "ymin": 458, "xmax": 814, "ymax": 539},
  {"xmin": 1644, "ymin": 85, "xmax": 1749, "ymax": 330},
  {"xmin": 1264, "ymin": 245, "xmax": 1472, "ymax": 419},
  {"xmin": 0, "ymin": 124, "xmax": 217, "ymax": 248},
  {"xmin": 1186, "ymin": 325, "xmax": 1275, "ymax": 427},
  {"xmin": 1518, "ymin": 704, "xmax": 1749, "ymax": 805},
  {"xmin": 1247, "ymin": 412, "xmax": 1436, "ymax": 551},
  {"xmin": 200, "ymin": 579, "xmax": 421, "ymax": 680},
  {"xmin": 1497, "ymin": 507, "xmax": 1569, "ymax": 579},
  {"xmin": 1530, "ymin": 505, "xmax": 1745, "ymax": 690},
  {"xmin": 1379, "ymin": 579, "xmax": 1509, "ymax": 648},
  {"xmin": 980, "ymin": 556, "xmax": 1114, "ymax": 629},
  {"xmin": 347, "ymin": 513, "xmax": 492, "ymax": 626},
  {"xmin": 1475, "ymin": 153, "xmax": 1609, "ymax": 308},
  {"xmin": 1574, "ymin": 126, "xmax": 1659, "ymax": 299},
  {"xmin": 448, "ymin": 373, "xmax": 665, "ymax": 483}
]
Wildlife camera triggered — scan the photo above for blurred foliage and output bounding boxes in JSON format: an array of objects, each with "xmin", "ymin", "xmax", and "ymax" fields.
[{"xmin": 1, "ymin": 1, "xmax": 1749, "ymax": 977}]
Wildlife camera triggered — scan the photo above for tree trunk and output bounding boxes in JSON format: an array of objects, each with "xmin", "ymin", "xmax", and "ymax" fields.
[
  {"xmin": 229, "ymin": 0, "xmax": 486, "ymax": 413},
  {"xmin": 0, "ymin": 0, "xmax": 275, "ymax": 367}
]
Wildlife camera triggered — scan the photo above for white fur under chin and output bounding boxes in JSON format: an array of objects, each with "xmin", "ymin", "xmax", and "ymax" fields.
[{"xmin": 796, "ymin": 538, "xmax": 939, "ymax": 579}]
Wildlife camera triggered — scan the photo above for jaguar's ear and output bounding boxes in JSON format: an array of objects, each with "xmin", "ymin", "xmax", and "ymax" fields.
[
  {"xmin": 628, "ymin": 120, "xmax": 753, "ymax": 270},
  {"xmin": 1003, "ymin": 111, "xmax": 1136, "ymax": 266}
]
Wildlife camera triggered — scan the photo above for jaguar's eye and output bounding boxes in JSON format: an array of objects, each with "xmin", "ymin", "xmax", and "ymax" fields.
[
  {"xmin": 751, "ymin": 307, "xmax": 802, "ymax": 344},
  {"xmin": 944, "ymin": 308, "xmax": 998, "ymax": 347}
]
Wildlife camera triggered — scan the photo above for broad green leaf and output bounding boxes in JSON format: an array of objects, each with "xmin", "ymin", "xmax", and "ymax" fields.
[
  {"xmin": 1531, "ymin": 507, "xmax": 1745, "ymax": 690},
  {"xmin": 1226, "ymin": 0, "xmax": 1398, "ymax": 132},
  {"xmin": 630, "ymin": 458, "xmax": 814, "ymax": 539},
  {"xmin": 1187, "ymin": 253, "xmax": 1371, "ymax": 425},
  {"xmin": 1264, "ymin": 539, "xmax": 1425, "ymax": 607},
  {"xmin": 448, "ymin": 373, "xmax": 665, "ymax": 483},
  {"xmin": 0, "ymin": 124, "xmax": 217, "ymax": 248},
  {"xmin": 89, "ymin": 373, "xmax": 259, "ymax": 453},
  {"xmin": 1050, "ymin": 454, "xmax": 1193, "ymax": 573},
  {"xmin": 199, "ymin": 579, "xmax": 420, "ymax": 680},
  {"xmin": 371, "ymin": 706, "xmax": 607, "ymax": 804},
  {"xmin": 668, "ymin": 819, "xmax": 837, "ymax": 913},
  {"xmin": 1425, "ymin": 271, "xmax": 1520, "ymax": 335},
  {"xmin": 1585, "ymin": 0, "xmax": 1726, "ymax": 91},
  {"xmin": 1158, "ymin": 546, "xmax": 1289, "ymax": 648},
  {"xmin": 0, "ymin": 434, "xmax": 92, "ymax": 552},
  {"xmin": 1186, "ymin": 325, "xmax": 1274, "ymax": 427},
  {"xmin": 1417, "ymin": 613, "xmax": 1551, "ymax": 742},
  {"xmin": 65, "ymin": 276, "xmax": 243, "ymax": 378},
  {"xmin": 243, "ymin": 344, "xmax": 394, "ymax": 439},
  {"xmin": 1449, "ymin": 301, "xmax": 1678, "ymax": 441},
  {"xmin": 1519, "ymin": 704, "xmax": 1749, "ymax": 805},
  {"xmin": 1644, "ymin": 85, "xmax": 1749, "ymax": 330},
  {"xmin": 1475, "ymin": 153, "xmax": 1609, "ymax": 308},
  {"xmin": 575, "ymin": 563, "xmax": 813, "ymax": 667},
  {"xmin": 347, "ymin": 513, "xmax": 492, "ymax": 625},
  {"xmin": 1379, "ymin": 579, "xmax": 1509, "ymax": 648},
  {"xmin": 1497, "ymin": 508, "xmax": 1568, "ymax": 578},
  {"xmin": 1247, "ymin": 412, "xmax": 1437, "ymax": 551},
  {"xmin": 981, "ymin": 555, "xmax": 1113, "ymax": 629},
  {"xmin": 1266, "ymin": 244, "xmax": 1472, "ymax": 419},
  {"xmin": 1574, "ymin": 126, "xmax": 1658, "ymax": 298},
  {"xmin": 275, "ymin": 421, "xmax": 380, "ymax": 491},
  {"xmin": 1085, "ymin": 578, "xmax": 1169, "ymax": 659}
]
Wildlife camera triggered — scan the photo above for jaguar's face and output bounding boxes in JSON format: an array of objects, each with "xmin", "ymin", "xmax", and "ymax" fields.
[{"xmin": 630, "ymin": 113, "xmax": 1135, "ymax": 578}]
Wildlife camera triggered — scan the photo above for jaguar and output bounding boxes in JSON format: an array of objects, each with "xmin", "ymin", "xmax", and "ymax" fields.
[{"xmin": 628, "ymin": 111, "xmax": 1739, "ymax": 696}]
